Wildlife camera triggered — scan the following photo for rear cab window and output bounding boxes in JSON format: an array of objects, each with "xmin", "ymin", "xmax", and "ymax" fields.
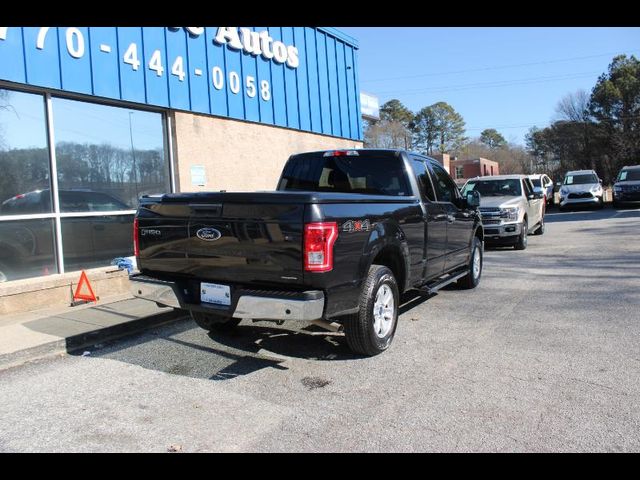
[{"xmin": 278, "ymin": 151, "xmax": 410, "ymax": 196}]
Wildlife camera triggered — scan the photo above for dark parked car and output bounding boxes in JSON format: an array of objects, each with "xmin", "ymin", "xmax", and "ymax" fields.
[
  {"xmin": 612, "ymin": 165, "xmax": 640, "ymax": 208},
  {"xmin": 131, "ymin": 149, "xmax": 484, "ymax": 356}
]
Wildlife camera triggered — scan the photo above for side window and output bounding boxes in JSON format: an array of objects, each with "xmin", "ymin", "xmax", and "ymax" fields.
[
  {"xmin": 429, "ymin": 161, "xmax": 458, "ymax": 203},
  {"xmin": 522, "ymin": 178, "xmax": 533, "ymax": 197},
  {"xmin": 410, "ymin": 158, "xmax": 436, "ymax": 202}
]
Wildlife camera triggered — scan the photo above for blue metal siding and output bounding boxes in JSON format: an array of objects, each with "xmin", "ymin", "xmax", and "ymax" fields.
[
  {"xmin": 352, "ymin": 48, "xmax": 363, "ymax": 139},
  {"xmin": 315, "ymin": 30, "xmax": 332, "ymax": 136},
  {"xmin": 186, "ymin": 30, "xmax": 211, "ymax": 114},
  {"xmin": 293, "ymin": 27, "xmax": 310, "ymax": 132},
  {"xmin": 165, "ymin": 28, "xmax": 190, "ymax": 111},
  {"xmin": 336, "ymin": 41, "xmax": 350, "ymax": 139},
  {"xmin": 0, "ymin": 28, "xmax": 26, "ymax": 83},
  {"xmin": 223, "ymin": 35, "xmax": 244, "ymax": 120},
  {"xmin": 89, "ymin": 27, "xmax": 120, "ymax": 99},
  {"xmin": 240, "ymin": 28, "xmax": 260, "ymax": 123},
  {"xmin": 304, "ymin": 28, "xmax": 321, "ymax": 133},
  {"xmin": 326, "ymin": 36, "xmax": 341, "ymax": 137},
  {"xmin": 269, "ymin": 27, "xmax": 287, "ymax": 127},
  {"xmin": 205, "ymin": 27, "xmax": 228, "ymax": 117},
  {"xmin": 23, "ymin": 27, "xmax": 62, "ymax": 89},
  {"xmin": 58, "ymin": 27, "xmax": 92, "ymax": 95},
  {"xmin": 254, "ymin": 26, "xmax": 274, "ymax": 125},
  {"xmin": 282, "ymin": 27, "xmax": 299, "ymax": 130},
  {"xmin": 116, "ymin": 27, "xmax": 145, "ymax": 104},
  {"xmin": 142, "ymin": 27, "xmax": 169, "ymax": 107},
  {"xmin": 346, "ymin": 46, "xmax": 359, "ymax": 140},
  {"xmin": 0, "ymin": 26, "xmax": 362, "ymax": 141}
]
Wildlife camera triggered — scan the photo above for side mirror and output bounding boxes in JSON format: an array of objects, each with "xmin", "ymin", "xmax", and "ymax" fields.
[{"xmin": 466, "ymin": 190, "xmax": 480, "ymax": 208}]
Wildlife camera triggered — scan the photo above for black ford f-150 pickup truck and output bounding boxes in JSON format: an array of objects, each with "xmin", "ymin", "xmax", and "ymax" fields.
[{"xmin": 131, "ymin": 149, "xmax": 483, "ymax": 355}]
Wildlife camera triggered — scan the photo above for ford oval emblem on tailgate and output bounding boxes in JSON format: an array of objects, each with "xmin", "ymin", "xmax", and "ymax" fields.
[{"xmin": 196, "ymin": 227, "xmax": 222, "ymax": 241}]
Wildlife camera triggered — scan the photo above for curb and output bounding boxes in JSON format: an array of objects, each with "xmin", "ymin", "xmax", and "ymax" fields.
[{"xmin": 0, "ymin": 308, "xmax": 187, "ymax": 371}]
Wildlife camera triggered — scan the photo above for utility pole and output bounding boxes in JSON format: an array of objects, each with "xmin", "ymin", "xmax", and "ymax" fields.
[{"xmin": 128, "ymin": 111, "xmax": 139, "ymax": 204}]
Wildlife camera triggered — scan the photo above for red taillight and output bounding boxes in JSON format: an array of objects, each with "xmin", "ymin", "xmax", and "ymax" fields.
[
  {"xmin": 133, "ymin": 217, "xmax": 139, "ymax": 257},
  {"xmin": 304, "ymin": 222, "xmax": 338, "ymax": 272}
]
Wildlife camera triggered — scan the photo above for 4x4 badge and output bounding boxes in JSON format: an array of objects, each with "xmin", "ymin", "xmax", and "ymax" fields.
[{"xmin": 342, "ymin": 219, "xmax": 372, "ymax": 233}]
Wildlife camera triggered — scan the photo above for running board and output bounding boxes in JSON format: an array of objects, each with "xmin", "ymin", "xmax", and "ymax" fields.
[{"xmin": 416, "ymin": 269, "xmax": 469, "ymax": 295}]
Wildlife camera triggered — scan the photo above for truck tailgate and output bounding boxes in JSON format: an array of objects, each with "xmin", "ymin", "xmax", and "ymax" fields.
[{"xmin": 137, "ymin": 197, "xmax": 304, "ymax": 285}]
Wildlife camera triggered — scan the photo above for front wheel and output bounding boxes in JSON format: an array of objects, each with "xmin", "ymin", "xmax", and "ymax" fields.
[
  {"xmin": 457, "ymin": 236, "xmax": 482, "ymax": 289},
  {"xmin": 344, "ymin": 265, "xmax": 399, "ymax": 356},
  {"xmin": 191, "ymin": 310, "xmax": 242, "ymax": 332},
  {"xmin": 514, "ymin": 219, "xmax": 528, "ymax": 250}
]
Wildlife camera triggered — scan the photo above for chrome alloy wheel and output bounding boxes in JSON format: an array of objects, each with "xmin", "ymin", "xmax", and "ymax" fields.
[
  {"xmin": 472, "ymin": 246, "xmax": 481, "ymax": 279},
  {"xmin": 373, "ymin": 284, "xmax": 395, "ymax": 338}
]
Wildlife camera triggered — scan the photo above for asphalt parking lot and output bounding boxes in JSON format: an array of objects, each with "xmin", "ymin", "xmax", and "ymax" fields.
[{"xmin": 0, "ymin": 205, "xmax": 639, "ymax": 452}]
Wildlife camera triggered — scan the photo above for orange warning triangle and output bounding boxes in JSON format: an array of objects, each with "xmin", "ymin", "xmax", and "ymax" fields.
[{"xmin": 73, "ymin": 270, "xmax": 97, "ymax": 302}]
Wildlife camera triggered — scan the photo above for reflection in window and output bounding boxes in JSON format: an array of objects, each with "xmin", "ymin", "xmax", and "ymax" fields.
[
  {"xmin": 61, "ymin": 215, "xmax": 134, "ymax": 272},
  {"xmin": 0, "ymin": 89, "xmax": 52, "ymax": 215},
  {"xmin": 0, "ymin": 219, "xmax": 57, "ymax": 281},
  {"xmin": 52, "ymin": 98, "xmax": 169, "ymax": 212}
]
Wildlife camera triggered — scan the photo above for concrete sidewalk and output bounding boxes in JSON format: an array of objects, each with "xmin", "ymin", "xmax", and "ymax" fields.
[{"xmin": 0, "ymin": 294, "xmax": 186, "ymax": 371}]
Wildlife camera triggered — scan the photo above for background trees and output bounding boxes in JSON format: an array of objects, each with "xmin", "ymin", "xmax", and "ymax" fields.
[
  {"xmin": 363, "ymin": 54, "xmax": 640, "ymax": 183},
  {"xmin": 523, "ymin": 55, "xmax": 640, "ymax": 183},
  {"xmin": 479, "ymin": 128, "xmax": 507, "ymax": 150}
]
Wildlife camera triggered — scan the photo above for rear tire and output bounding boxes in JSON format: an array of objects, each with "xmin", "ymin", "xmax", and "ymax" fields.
[
  {"xmin": 514, "ymin": 219, "xmax": 528, "ymax": 250},
  {"xmin": 191, "ymin": 311, "xmax": 242, "ymax": 332},
  {"xmin": 457, "ymin": 236, "xmax": 482, "ymax": 289},
  {"xmin": 344, "ymin": 265, "xmax": 399, "ymax": 356}
]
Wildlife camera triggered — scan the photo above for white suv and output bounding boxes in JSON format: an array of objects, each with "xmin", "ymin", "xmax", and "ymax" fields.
[{"xmin": 558, "ymin": 170, "xmax": 604, "ymax": 210}]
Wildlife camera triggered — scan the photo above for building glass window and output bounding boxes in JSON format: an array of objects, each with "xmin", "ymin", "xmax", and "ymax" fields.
[
  {"xmin": 52, "ymin": 97, "xmax": 168, "ymax": 211},
  {"xmin": 455, "ymin": 166, "xmax": 464, "ymax": 179},
  {"xmin": 0, "ymin": 219, "xmax": 57, "ymax": 282},
  {"xmin": 61, "ymin": 214, "xmax": 135, "ymax": 272},
  {"xmin": 0, "ymin": 86, "xmax": 170, "ymax": 282},
  {"xmin": 0, "ymin": 89, "xmax": 52, "ymax": 215},
  {"xmin": 51, "ymin": 97, "xmax": 168, "ymax": 273}
]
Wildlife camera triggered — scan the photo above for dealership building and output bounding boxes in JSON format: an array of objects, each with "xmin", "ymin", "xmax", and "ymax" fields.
[{"xmin": 0, "ymin": 27, "xmax": 362, "ymax": 302}]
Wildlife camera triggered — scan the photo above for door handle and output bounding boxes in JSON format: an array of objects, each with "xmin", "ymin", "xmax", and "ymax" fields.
[
  {"xmin": 93, "ymin": 224, "xmax": 106, "ymax": 231},
  {"xmin": 447, "ymin": 214, "xmax": 455, "ymax": 223}
]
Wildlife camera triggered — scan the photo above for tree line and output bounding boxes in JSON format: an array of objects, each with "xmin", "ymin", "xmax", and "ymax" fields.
[
  {"xmin": 526, "ymin": 55, "xmax": 640, "ymax": 184},
  {"xmin": 364, "ymin": 54, "xmax": 640, "ymax": 184},
  {"xmin": 0, "ymin": 141, "xmax": 166, "ymax": 209}
]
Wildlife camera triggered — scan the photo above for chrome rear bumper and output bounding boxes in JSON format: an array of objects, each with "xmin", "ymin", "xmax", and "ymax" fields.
[{"xmin": 130, "ymin": 275, "xmax": 325, "ymax": 321}]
